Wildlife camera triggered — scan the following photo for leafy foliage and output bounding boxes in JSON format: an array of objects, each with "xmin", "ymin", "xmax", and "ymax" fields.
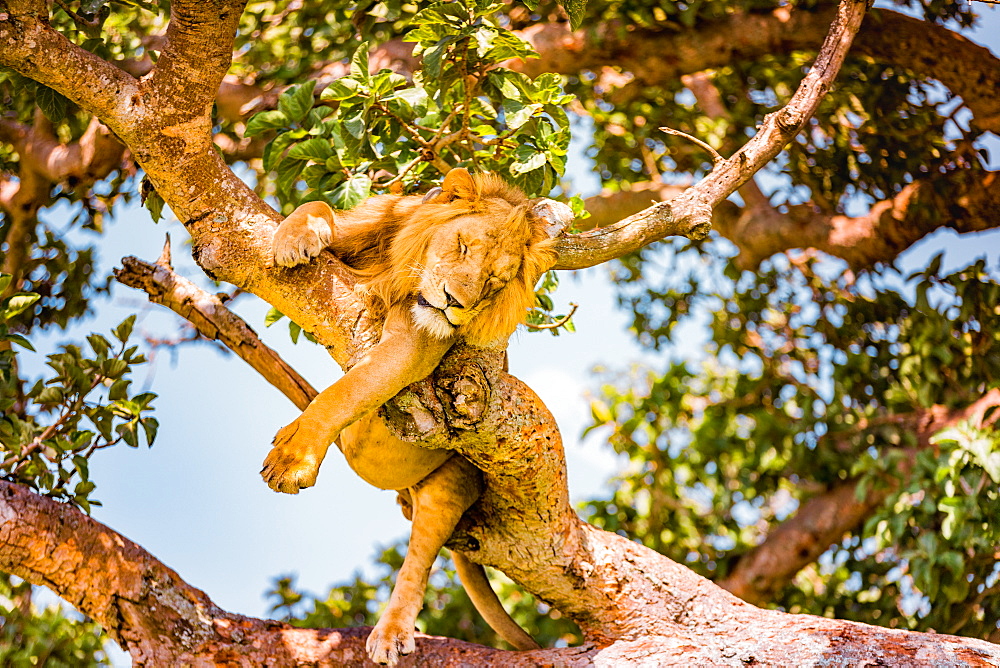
[
  {"xmin": 247, "ymin": 0, "xmax": 575, "ymax": 207},
  {"xmin": 585, "ymin": 242, "xmax": 1000, "ymax": 635},
  {"xmin": 0, "ymin": 574, "xmax": 109, "ymax": 667},
  {"xmin": 1, "ymin": 299, "xmax": 157, "ymax": 513}
]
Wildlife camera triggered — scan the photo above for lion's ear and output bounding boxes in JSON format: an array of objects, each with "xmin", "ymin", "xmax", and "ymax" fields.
[
  {"xmin": 529, "ymin": 198, "xmax": 575, "ymax": 239},
  {"xmin": 440, "ymin": 168, "xmax": 477, "ymax": 201}
]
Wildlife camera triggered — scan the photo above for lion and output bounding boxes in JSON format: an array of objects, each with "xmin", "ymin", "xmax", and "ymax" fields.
[{"xmin": 262, "ymin": 168, "xmax": 572, "ymax": 665}]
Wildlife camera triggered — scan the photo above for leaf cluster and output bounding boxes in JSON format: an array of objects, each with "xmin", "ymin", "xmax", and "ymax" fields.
[
  {"xmin": 585, "ymin": 243, "xmax": 1000, "ymax": 636},
  {"xmin": 0, "ymin": 573, "xmax": 109, "ymax": 667},
  {"xmin": 1, "ymin": 307, "xmax": 158, "ymax": 513},
  {"xmin": 246, "ymin": 0, "xmax": 575, "ymax": 208}
]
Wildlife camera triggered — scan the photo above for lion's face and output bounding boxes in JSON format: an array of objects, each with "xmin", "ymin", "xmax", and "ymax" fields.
[{"xmin": 411, "ymin": 207, "xmax": 527, "ymax": 340}]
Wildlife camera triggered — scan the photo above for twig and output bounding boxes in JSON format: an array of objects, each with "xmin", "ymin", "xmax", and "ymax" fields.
[
  {"xmin": 658, "ymin": 126, "xmax": 725, "ymax": 167},
  {"xmin": 525, "ymin": 303, "xmax": 578, "ymax": 330}
]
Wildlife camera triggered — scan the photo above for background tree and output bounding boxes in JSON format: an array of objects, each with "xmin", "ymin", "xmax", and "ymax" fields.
[{"xmin": 1, "ymin": 0, "xmax": 999, "ymax": 664}]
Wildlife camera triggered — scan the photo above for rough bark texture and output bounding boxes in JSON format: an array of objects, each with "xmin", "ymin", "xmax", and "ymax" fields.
[
  {"xmin": 114, "ymin": 251, "xmax": 317, "ymax": 411},
  {"xmin": 3, "ymin": 0, "xmax": 1000, "ymax": 664}
]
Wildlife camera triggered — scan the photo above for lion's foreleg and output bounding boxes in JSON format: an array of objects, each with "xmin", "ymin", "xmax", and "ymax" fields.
[
  {"xmin": 261, "ymin": 305, "xmax": 456, "ymax": 494},
  {"xmin": 366, "ymin": 456, "xmax": 482, "ymax": 666}
]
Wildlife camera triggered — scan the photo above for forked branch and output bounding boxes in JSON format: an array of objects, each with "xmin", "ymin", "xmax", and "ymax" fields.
[{"xmin": 550, "ymin": 0, "xmax": 869, "ymax": 270}]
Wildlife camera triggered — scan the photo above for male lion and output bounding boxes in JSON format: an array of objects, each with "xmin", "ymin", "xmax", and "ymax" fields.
[{"xmin": 263, "ymin": 169, "xmax": 571, "ymax": 665}]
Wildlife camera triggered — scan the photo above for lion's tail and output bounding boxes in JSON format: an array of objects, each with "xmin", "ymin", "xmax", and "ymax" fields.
[{"xmin": 452, "ymin": 551, "xmax": 541, "ymax": 651}]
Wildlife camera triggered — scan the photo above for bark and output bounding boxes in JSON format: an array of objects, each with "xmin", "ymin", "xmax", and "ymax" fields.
[
  {"xmin": 2, "ymin": 0, "xmax": 1000, "ymax": 664},
  {"xmin": 113, "ymin": 248, "xmax": 317, "ymax": 411}
]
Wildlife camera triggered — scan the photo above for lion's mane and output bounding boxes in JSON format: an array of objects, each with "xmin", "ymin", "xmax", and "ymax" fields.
[{"xmin": 327, "ymin": 173, "xmax": 557, "ymax": 347}]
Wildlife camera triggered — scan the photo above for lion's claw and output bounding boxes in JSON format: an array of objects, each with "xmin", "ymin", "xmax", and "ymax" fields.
[
  {"xmin": 260, "ymin": 421, "xmax": 327, "ymax": 494},
  {"xmin": 366, "ymin": 619, "xmax": 416, "ymax": 666},
  {"xmin": 273, "ymin": 209, "xmax": 333, "ymax": 268}
]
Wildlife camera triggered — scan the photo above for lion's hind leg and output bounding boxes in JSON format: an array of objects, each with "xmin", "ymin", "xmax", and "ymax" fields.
[
  {"xmin": 272, "ymin": 200, "xmax": 336, "ymax": 267},
  {"xmin": 366, "ymin": 456, "xmax": 481, "ymax": 666}
]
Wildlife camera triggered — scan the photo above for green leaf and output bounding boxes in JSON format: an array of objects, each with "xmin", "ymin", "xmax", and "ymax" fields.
[
  {"xmin": 3, "ymin": 293, "xmax": 40, "ymax": 319},
  {"xmin": 370, "ymin": 70, "xmax": 407, "ymax": 96},
  {"xmin": 108, "ymin": 378, "xmax": 130, "ymax": 401},
  {"xmin": 101, "ymin": 358, "xmax": 128, "ymax": 378},
  {"xmin": 5, "ymin": 333, "xmax": 34, "ymax": 351},
  {"xmin": 36, "ymin": 386, "xmax": 64, "ymax": 404},
  {"xmin": 320, "ymin": 78, "xmax": 362, "ymax": 101},
  {"xmin": 245, "ymin": 110, "xmax": 290, "ymax": 137},
  {"xmin": 331, "ymin": 173, "xmax": 372, "ymax": 210},
  {"xmin": 351, "ymin": 41, "xmax": 371, "ymax": 83},
  {"xmin": 263, "ymin": 131, "xmax": 300, "ymax": 173},
  {"xmin": 383, "ymin": 87, "xmax": 429, "ymax": 117},
  {"xmin": 557, "ymin": 0, "xmax": 587, "ymax": 30},
  {"xmin": 141, "ymin": 417, "xmax": 159, "ymax": 446},
  {"xmin": 276, "ymin": 157, "xmax": 306, "ymax": 196},
  {"xmin": 87, "ymin": 334, "xmax": 111, "ymax": 357},
  {"xmin": 510, "ymin": 146, "xmax": 546, "ymax": 175},
  {"xmin": 289, "ymin": 320, "xmax": 301, "ymax": 344},
  {"xmin": 0, "ymin": 274, "xmax": 11, "ymax": 294},
  {"xmin": 117, "ymin": 421, "xmax": 139, "ymax": 448},
  {"xmin": 265, "ymin": 307, "xmax": 285, "ymax": 327},
  {"xmin": 287, "ymin": 137, "xmax": 334, "ymax": 162},
  {"xmin": 342, "ymin": 110, "xmax": 366, "ymax": 140},
  {"xmin": 278, "ymin": 81, "xmax": 317, "ymax": 124},
  {"xmin": 144, "ymin": 189, "xmax": 165, "ymax": 223},
  {"xmin": 502, "ymin": 100, "xmax": 541, "ymax": 130},
  {"xmin": 422, "ymin": 36, "xmax": 459, "ymax": 80},
  {"xmin": 36, "ymin": 84, "xmax": 68, "ymax": 123},
  {"xmin": 114, "ymin": 315, "xmax": 136, "ymax": 342}
]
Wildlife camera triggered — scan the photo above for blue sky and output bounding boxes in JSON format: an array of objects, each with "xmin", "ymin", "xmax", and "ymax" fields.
[{"xmin": 13, "ymin": 4, "xmax": 1000, "ymax": 664}]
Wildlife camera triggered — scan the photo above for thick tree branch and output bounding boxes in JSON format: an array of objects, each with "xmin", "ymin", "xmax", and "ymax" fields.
[
  {"xmin": 148, "ymin": 0, "xmax": 248, "ymax": 111},
  {"xmin": 0, "ymin": 481, "xmax": 545, "ymax": 666},
  {"xmin": 3, "ymin": 476, "xmax": 998, "ymax": 665},
  {"xmin": 114, "ymin": 248, "xmax": 317, "ymax": 411},
  {"xmin": 0, "ymin": 11, "xmax": 138, "ymax": 130},
  {"xmin": 721, "ymin": 169, "xmax": 1000, "ymax": 270}
]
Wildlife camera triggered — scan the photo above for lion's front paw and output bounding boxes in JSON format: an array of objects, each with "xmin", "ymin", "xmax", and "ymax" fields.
[
  {"xmin": 366, "ymin": 618, "xmax": 415, "ymax": 666},
  {"xmin": 272, "ymin": 204, "xmax": 334, "ymax": 268},
  {"xmin": 260, "ymin": 420, "xmax": 329, "ymax": 494}
]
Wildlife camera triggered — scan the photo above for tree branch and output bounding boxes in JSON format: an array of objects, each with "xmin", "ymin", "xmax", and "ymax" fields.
[
  {"xmin": 513, "ymin": 5, "xmax": 1000, "ymax": 134},
  {"xmin": 0, "ymin": 11, "xmax": 138, "ymax": 132},
  {"xmin": 148, "ymin": 0, "xmax": 249, "ymax": 111},
  {"xmin": 719, "ymin": 169, "xmax": 1000, "ymax": 270},
  {"xmin": 2, "ymin": 478, "xmax": 997, "ymax": 665},
  {"xmin": 551, "ymin": 0, "xmax": 868, "ymax": 269},
  {"xmin": 114, "ymin": 248, "xmax": 317, "ymax": 411}
]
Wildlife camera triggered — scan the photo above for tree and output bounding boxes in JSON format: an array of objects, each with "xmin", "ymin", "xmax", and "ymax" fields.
[{"xmin": 1, "ymin": 0, "xmax": 999, "ymax": 664}]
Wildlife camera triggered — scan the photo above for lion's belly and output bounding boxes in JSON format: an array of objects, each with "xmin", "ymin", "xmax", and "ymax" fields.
[{"xmin": 338, "ymin": 414, "xmax": 452, "ymax": 491}]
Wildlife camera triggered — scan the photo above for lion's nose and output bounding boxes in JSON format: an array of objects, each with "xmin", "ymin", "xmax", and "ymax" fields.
[{"xmin": 443, "ymin": 288, "xmax": 464, "ymax": 309}]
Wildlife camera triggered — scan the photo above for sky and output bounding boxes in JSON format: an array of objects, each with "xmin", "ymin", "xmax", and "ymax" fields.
[{"xmin": 12, "ymin": 4, "xmax": 1000, "ymax": 666}]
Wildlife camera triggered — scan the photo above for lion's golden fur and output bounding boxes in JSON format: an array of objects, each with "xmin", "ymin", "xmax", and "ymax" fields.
[{"xmin": 327, "ymin": 173, "xmax": 557, "ymax": 346}]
